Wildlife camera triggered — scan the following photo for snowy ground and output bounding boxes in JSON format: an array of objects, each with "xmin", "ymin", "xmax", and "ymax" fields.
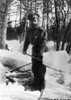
[{"xmin": 0, "ymin": 40, "xmax": 71, "ymax": 100}]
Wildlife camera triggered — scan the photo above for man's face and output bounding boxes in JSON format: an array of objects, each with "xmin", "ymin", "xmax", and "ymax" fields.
[{"xmin": 33, "ymin": 15, "xmax": 39, "ymax": 25}]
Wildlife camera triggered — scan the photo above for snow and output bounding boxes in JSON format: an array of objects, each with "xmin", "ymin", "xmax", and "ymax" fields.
[
  {"xmin": 46, "ymin": 41, "xmax": 56, "ymax": 51},
  {"xmin": 0, "ymin": 49, "xmax": 31, "ymax": 68},
  {"xmin": 0, "ymin": 61, "xmax": 40, "ymax": 100},
  {"xmin": 43, "ymin": 68, "xmax": 71, "ymax": 99},
  {"xmin": 6, "ymin": 40, "xmax": 21, "ymax": 52},
  {"xmin": 43, "ymin": 50, "xmax": 71, "ymax": 98},
  {"xmin": 0, "ymin": 63, "xmax": 7, "ymax": 84},
  {"xmin": 5, "ymin": 40, "xmax": 32, "ymax": 54},
  {"xmin": 0, "ymin": 40, "xmax": 71, "ymax": 99},
  {"xmin": 0, "ymin": 82, "xmax": 40, "ymax": 100},
  {"xmin": 43, "ymin": 50, "xmax": 70, "ymax": 72}
]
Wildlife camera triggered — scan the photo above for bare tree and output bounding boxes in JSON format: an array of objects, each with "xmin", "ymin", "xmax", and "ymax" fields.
[{"xmin": 0, "ymin": 0, "xmax": 9, "ymax": 49}]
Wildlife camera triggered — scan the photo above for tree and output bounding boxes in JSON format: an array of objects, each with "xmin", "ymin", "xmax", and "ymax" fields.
[
  {"xmin": 0, "ymin": 0, "xmax": 8, "ymax": 49},
  {"xmin": 0, "ymin": 0, "xmax": 24, "ymax": 48}
]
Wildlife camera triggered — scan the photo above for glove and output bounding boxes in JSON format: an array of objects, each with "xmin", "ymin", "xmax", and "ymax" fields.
[
  {"xmin": 23, "ymin": 51, "xmax": 26, "ymax": 55},
  {"xmin": 44, "ymin": 46, "xmax": 48, "ymax": 52}
]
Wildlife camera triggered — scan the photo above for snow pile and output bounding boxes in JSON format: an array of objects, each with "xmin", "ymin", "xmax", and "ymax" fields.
[
  {"xmin": 0, "ymin": 49, "xmax": 31, "ymax": 68},
  {"xmin": 0, "ymin": 82, "xmax": 40, "ymax": 100},
  {"xmin": 43, "ymin": 67, "xmax": 71, "ymax": 99},
  {"xmin": 46, "ymin": 41, "xmax": 55, "ymax": 51},
  {"xmin": 0, "ymin": 60, "xmax": 40, "ymax": 100},
  {"xmin": 43, "ymin": 50, "xmax": 71, "ymax": 97},
  {"xmin": 6, "ymin": 40, "xmax": 32, "ymax": 54},
  {"xmin": 43, "ymin": 50, "xmax": 70, "ymax": 72},
  {"xmin": 6, "ymin": 40, "xmax": 21, "ymax": 52}
]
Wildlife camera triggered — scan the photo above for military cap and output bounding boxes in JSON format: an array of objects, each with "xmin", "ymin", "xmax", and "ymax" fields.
[
  {"xmin": 7, "ymin": 21, "xmax": 12, "ymax": 24},
  {"xmin": 27, "ymin": 13, "xmax": 39, "ymax": 21}
]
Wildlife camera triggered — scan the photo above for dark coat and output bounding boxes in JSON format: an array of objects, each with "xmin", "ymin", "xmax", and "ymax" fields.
[{"xmin": 23, "ymin": 26, "xmax": 47, "ymax": 56}]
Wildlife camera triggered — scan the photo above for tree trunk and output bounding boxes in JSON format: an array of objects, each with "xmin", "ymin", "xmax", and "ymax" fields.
[
  {"xmin": 0, "ymin": 0, "xmax": 9, "ymax": 49},
  {"xmin": 54, "ymin": 0, "xmax": 60, "ymax": 50}
]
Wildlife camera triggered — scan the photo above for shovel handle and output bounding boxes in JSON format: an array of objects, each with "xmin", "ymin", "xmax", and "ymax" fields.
[{"xmin": 10, "ymin": 63, "xmax": 31, "ymax": 73}]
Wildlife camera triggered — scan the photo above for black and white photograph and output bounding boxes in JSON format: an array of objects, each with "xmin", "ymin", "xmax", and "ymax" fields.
[{"xmin": 0, "ymin": 0, "xmax": 71, "ymax": 100}]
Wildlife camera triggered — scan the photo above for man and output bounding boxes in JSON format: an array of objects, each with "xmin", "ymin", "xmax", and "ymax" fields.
[
  {"xmin": 23, "ymin": 13, "xmax": 47, "ymax": 91},
  {"xmin": 6, "ymin": 21, "xmax": 14, "ymax": 40}
]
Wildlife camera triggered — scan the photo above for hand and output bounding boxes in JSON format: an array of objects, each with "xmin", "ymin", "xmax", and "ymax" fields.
[
  {"xmin": 44, "ymin": 46, "xmax": 48, "ymax": 52},
  {"xmin": 23, "ymin": 51, "xmax": 26, "ymax": 55}
]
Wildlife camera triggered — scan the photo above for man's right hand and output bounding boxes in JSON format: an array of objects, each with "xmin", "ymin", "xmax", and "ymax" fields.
[{"xmin": 23, "ymin": 51, "xmax": 26, "ymax": 55}]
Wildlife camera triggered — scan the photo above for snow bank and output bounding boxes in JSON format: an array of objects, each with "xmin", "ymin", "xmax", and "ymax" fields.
[
  {"xmin": 44, "ymin": 50, "xmax": 71, "ymax": 93},
  {"xmin": 6, "ymin": 40, "xmax": 21, "ymax": 52},
  {"xmin": 0, "ymin": 82, "xmax": 40, "ymax": 100},
  {"xmin": 43, "ymin": 50, "xmax": 70, "ymax": 72},
  {"xmin": 43, "ymin": 67, "xmax": 71, "ymax": 99},
  {"xmin": 0, "ymin": 49, "xmax": 31, "ymax": 68},
  {"xmin": 46, "ymin": 41, "xmax": 55, "ymax": 51},
  {"xmin": 6, "ymin": 40, "xmax": 32, "ymax": 54},
  {"xmin": 0, "ymin": 50, "xmax": 40, "ymax": 100}
]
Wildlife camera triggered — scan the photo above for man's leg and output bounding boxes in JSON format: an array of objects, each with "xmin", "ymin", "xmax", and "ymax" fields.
[{"xmin": 32, "ymin": 56, "xmax": 46, "ymax": 90}]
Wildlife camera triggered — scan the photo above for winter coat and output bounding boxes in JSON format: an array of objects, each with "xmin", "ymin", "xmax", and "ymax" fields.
[{"xmin": 23, "ymin": 26, "xmax": 47, "ymax": 56}]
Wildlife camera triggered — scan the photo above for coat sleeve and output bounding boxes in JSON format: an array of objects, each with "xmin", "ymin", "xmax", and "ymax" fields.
[{"xmin": 23, "ymin": 32, "xmax": 30, "ymax": 52}]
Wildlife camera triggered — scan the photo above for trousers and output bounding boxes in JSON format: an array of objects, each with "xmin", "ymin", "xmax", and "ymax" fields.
[{"xmin": 32, "ymin": 54, "xmax": 46, "ymax": 87}]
